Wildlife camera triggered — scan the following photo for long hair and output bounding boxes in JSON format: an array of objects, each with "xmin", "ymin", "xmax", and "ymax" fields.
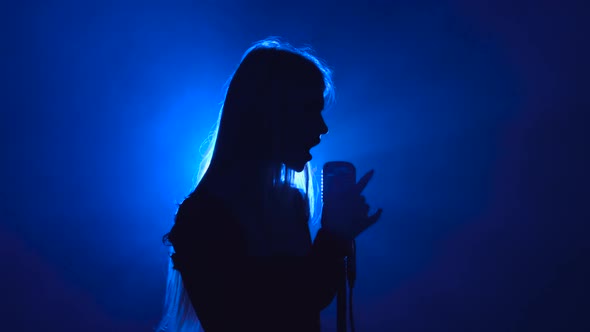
[{"xmin": 155, "ymin": 37, "xmax": 335, "ymax": 332}]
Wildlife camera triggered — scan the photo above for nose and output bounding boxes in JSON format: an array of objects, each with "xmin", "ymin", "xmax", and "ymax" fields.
[{"xmin": 319, "ymin": 117, "xmax": 328, "ymax": 135}]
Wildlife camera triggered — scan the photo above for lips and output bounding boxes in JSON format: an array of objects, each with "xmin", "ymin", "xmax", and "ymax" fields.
[{"xmin": 302, "ymin": 139, "xmax": 321, "ymax": 158}]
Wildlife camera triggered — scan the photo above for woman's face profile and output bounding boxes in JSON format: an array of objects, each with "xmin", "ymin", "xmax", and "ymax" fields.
[{"xmin": 278, "ymin": 80, "xmax": 328, "ymax": 172}]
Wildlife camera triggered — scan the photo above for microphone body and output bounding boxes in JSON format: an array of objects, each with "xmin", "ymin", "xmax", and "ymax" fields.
[
  {"xmin": 322, "ymin": 161, "xmax": 357, "ymax": 258},
  {"xmin": 322, "ymin": 161, "xmax": 357, "ymax": 332},
  {"xmin": 322, "ymin": 161, "xmax": 356, "ymax": 210}
]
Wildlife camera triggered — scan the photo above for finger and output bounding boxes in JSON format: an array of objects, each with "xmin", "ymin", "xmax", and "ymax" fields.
[
  {"xmin": 362, "ymin": 203, "xmax": 370, "ymax": 216},
  {"xmin": 355, "ymin": 169, "xmax": 375, "ymax": 195},
  {"xmin": 367, "ymin": 208, "xmax": 383, "ymax": 225}
]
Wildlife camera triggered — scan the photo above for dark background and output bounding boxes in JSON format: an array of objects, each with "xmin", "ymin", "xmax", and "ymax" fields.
[{"xmin": 1, "ymin": 0, "xmax": 588, "ymax": 331}]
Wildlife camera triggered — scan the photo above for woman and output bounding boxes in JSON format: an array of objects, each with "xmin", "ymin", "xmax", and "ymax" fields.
[{"xmin": 157, "ymin": 38, "xmax": 382, "ymax": 332}]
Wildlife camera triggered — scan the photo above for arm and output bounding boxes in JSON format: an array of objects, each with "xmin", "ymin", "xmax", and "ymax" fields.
[{"xmin": 303, "ymin": 227, "xmax": 350, "ymax": 308}]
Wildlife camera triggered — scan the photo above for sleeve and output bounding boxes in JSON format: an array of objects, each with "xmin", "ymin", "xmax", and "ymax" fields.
[{"xmin": 170, "ymin": 208, "xmax": 349, "ymax": 331}]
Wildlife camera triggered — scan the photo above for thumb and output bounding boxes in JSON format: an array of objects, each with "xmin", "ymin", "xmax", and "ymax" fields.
[{"xmin": 367, "ymin": 208, "xmax": 383, "ymax": 226}]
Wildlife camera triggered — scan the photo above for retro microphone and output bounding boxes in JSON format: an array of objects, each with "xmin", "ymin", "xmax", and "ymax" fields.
[{"xmin": 322, "ymin": 161, "xmax": 357, "ymax": 332}]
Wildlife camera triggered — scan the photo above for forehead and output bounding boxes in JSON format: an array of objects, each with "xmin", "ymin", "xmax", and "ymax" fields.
[{"xmin": 284, "ymin": 79, "xmax": 325, "ymax": 107}]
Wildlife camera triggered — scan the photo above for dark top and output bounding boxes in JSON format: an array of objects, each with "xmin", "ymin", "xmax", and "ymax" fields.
[{"xmin": 167, "ymin": 186, "xmax": 349, "ymax": 332}]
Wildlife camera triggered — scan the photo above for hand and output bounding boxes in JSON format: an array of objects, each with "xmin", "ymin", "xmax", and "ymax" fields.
[{"xmin": 321, "ymin": 169, "xmax": 383, "ymax": 242}]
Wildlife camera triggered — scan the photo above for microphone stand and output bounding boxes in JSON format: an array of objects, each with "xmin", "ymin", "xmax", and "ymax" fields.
[
  {"xmin": 336, "ymin": 256, "xmax": 347, "ymax": 332},
  {"xmin": 337, "ymin": 240, "xmax": 356, "ymax": 332}
]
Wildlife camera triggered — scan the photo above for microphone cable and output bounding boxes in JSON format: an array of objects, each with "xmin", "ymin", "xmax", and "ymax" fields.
[{"xmin": 347, "ymin": 239, "xmax": 357, "ymax": 332}]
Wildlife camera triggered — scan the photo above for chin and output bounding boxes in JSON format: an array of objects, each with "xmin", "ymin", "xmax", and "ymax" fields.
[
  {"xmin": 294, "ymin": 164, "xmax": 306, "ymax": 172},
  {"xmin": 285, "ymin": 160, "xmax": 308, "ymax": 173}
]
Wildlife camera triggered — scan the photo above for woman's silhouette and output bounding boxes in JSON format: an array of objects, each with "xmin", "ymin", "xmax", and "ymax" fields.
[{"xmin": 157, "ymin": 38, "xmax": 382, "ymax": 332}]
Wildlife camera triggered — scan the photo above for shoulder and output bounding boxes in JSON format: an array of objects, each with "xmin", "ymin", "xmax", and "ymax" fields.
[
  {"xmin": 177, "ymin": 188, "xmax": 224, "ymax": 220},
  {"xmin": 169, "ymin": 186, "xmax": 239, "ymax": 246}
]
